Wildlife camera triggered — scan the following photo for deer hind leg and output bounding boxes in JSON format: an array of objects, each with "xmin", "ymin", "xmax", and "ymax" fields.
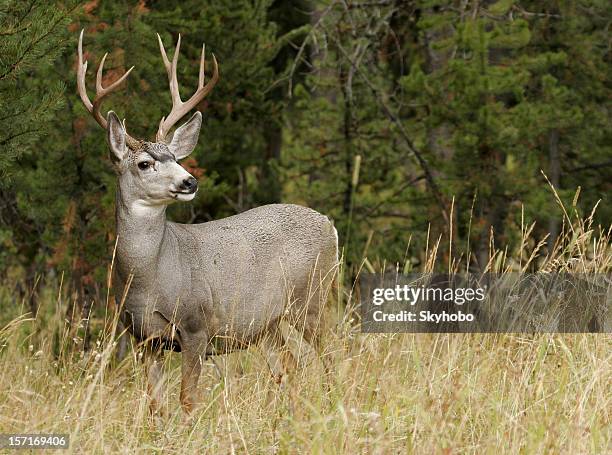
[
  {"xmin": 262, "ymin": 324, "xmax": 296, "ymax": 385},
  {"xmin": 143, "ymin": 344, "xmax": 166, "ymax": 417},
  {"xmin": 295, "ymin": 266, "xmax": 338, "ymax": 380},
  {"xmin": 297, "ymin": 267, "xmax": 335, "ymax": 354}
]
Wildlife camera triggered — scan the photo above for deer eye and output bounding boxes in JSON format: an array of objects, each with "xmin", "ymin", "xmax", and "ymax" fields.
[{"xmin": 138, "ymin": 161, "xmax": 153, "ymax": 170}]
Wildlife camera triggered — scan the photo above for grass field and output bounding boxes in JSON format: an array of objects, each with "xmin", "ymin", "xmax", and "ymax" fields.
[
  {"xmin": 0, "ymin": 207, "xmax": 610, "ymax": 454},
  {"xmin": 0, "ymin": 316, "xmax": 610, "ymax": 453}
]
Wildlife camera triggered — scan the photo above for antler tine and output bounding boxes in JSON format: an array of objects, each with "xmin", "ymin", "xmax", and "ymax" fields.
[
  {"xmin": 77, "ymin": 30, "xmax": 93, "ymax": 113},
  {"xmin": 95, "ymin": 53, "xmax": 134, "ymax": 95},
  {"xmin": 92, "ymin": 53, "xmax": 135, "ymax": 128},
  {"xmin": 171, "ymin": 35, "xmax": 182, "ymax": 106},
  {"xmin": 156, "ymin": 34, "xmax": 219, "ymax": 143},
  {"xmin": 198, "ymin": 43, "xmax": 205, "ymax": 88},
  {"xmin": 76, "ymin": 29, "xmax": 140, "ymax": 149},
  {"xmin": 156, "ymin": 33, "xmax": 182, "ymax": 109}
]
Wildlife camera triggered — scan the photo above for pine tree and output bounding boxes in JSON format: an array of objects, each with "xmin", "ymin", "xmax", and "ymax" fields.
[
  {"xmin": 283, "ymin": 0, "xmax": 611, "ymax": 271},
  {"xmin": 283, "ymin": 2, "xmax": 429, "ymax": 269},
  {"xmin": 0, "ymin": 0, "xmax": 75, "ymax": 311},
  {"xmin": 398, "ymin": 0, "xmax": 611, "ymax": 265},
  {"xmin": 0, "ymin": 0, "xmax": 73, "ymax": 178}
]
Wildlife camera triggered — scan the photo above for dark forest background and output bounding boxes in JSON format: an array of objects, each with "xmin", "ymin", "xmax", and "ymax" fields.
[{"xmin": 1, "ymin": 0, "xmax": 610, "ymax": 316}]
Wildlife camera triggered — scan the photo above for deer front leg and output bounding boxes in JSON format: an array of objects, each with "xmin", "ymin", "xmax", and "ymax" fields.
[
  {"xmin": 115, "ymin": 318, "xmax": 129, "ymax": 362},
  {"xmin": 143, "ymin": 345, "xmax": 165, "ymax": 417},
  {"xmin": 180, "ymin": 343, "xmax": 205, "ymax": 414}
]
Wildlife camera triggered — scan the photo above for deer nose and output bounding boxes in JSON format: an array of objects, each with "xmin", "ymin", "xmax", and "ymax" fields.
[{"xmin": 179, "ymin": 177, "xmax": 198, "ymax": 193}]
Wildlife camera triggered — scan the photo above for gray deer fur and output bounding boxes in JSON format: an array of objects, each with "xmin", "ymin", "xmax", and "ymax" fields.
[{"xmin": 108, "ymin": 111, "xmax": 338, "ymax": 413}]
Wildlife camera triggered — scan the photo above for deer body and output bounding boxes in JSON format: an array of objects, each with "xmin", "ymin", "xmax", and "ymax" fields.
[
  {"xmin": 115, "ymin": 200, "xmax": 338, "ymax": 352},
  {"xmin": 77, "ymin": 31, "xmax": 338, "ymax": 413}
]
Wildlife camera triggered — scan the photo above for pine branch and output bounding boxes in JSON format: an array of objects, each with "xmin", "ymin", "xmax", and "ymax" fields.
[{"xmin": 330, "ymin": 33, "xmax": 450, "ymax": 227}]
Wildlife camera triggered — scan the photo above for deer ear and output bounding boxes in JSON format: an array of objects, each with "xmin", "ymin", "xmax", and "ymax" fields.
[
  {"xmin": 107, "ymin": 111, "xmax": 127, "ymax": 163},
  {"xmin": 168, "ymin": 111, "xmax": 202, "ymax": 160}
]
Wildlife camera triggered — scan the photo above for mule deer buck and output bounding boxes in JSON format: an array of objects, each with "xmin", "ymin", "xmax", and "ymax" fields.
[{"xmin": 76, "ymin": 31, "xmax": 338, "ymax": 414}]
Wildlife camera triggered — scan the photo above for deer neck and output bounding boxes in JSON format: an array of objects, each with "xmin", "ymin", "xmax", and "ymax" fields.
[{"xmin": 114, "ymin": 184, "xmax": 169, "ymax": 280}]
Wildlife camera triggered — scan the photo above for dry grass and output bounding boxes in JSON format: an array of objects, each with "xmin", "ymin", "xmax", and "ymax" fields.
[
  {"xmin": 0, "ymin": 203, "xmax": 611, "ymax": 454},
  {"xmin": 0, "ymin": 320, "xmax": 610, "ymax": 453}
]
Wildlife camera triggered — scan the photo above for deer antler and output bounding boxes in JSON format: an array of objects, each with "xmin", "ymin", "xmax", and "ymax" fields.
[
  {"xmin": 156, "ymin": 33, "xmax": 219, "ymax": 143},
  {"xmin": 77, "ymin": 29, "xmax": 140, "ymax": 149}
]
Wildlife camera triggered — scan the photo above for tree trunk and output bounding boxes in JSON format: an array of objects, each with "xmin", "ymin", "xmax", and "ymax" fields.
[
  {"xmin": 25, "ymin": 263, "xmax": 39, "ymax": 317},
  {"xmin": 260, "ymin": 123, "xmax": 282, "ymax": 204},
  {"xmin": 548, "ymin": 129, "xmax": 560, "ymax": 251},
  {"xmin": 423, "ymin": 9, "xmax": 455, "ymax": 257}
]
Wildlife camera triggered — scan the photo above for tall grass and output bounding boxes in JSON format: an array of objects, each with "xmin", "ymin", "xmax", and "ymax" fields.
[{"xmin": 0, "ymin": 204, "xmax": 610, "ymax": 453}]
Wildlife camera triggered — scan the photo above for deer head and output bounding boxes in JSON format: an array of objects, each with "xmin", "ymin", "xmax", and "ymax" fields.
[{"xmin": 76, "ymin": 30, "xmax": 219, "ymax": 205}]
